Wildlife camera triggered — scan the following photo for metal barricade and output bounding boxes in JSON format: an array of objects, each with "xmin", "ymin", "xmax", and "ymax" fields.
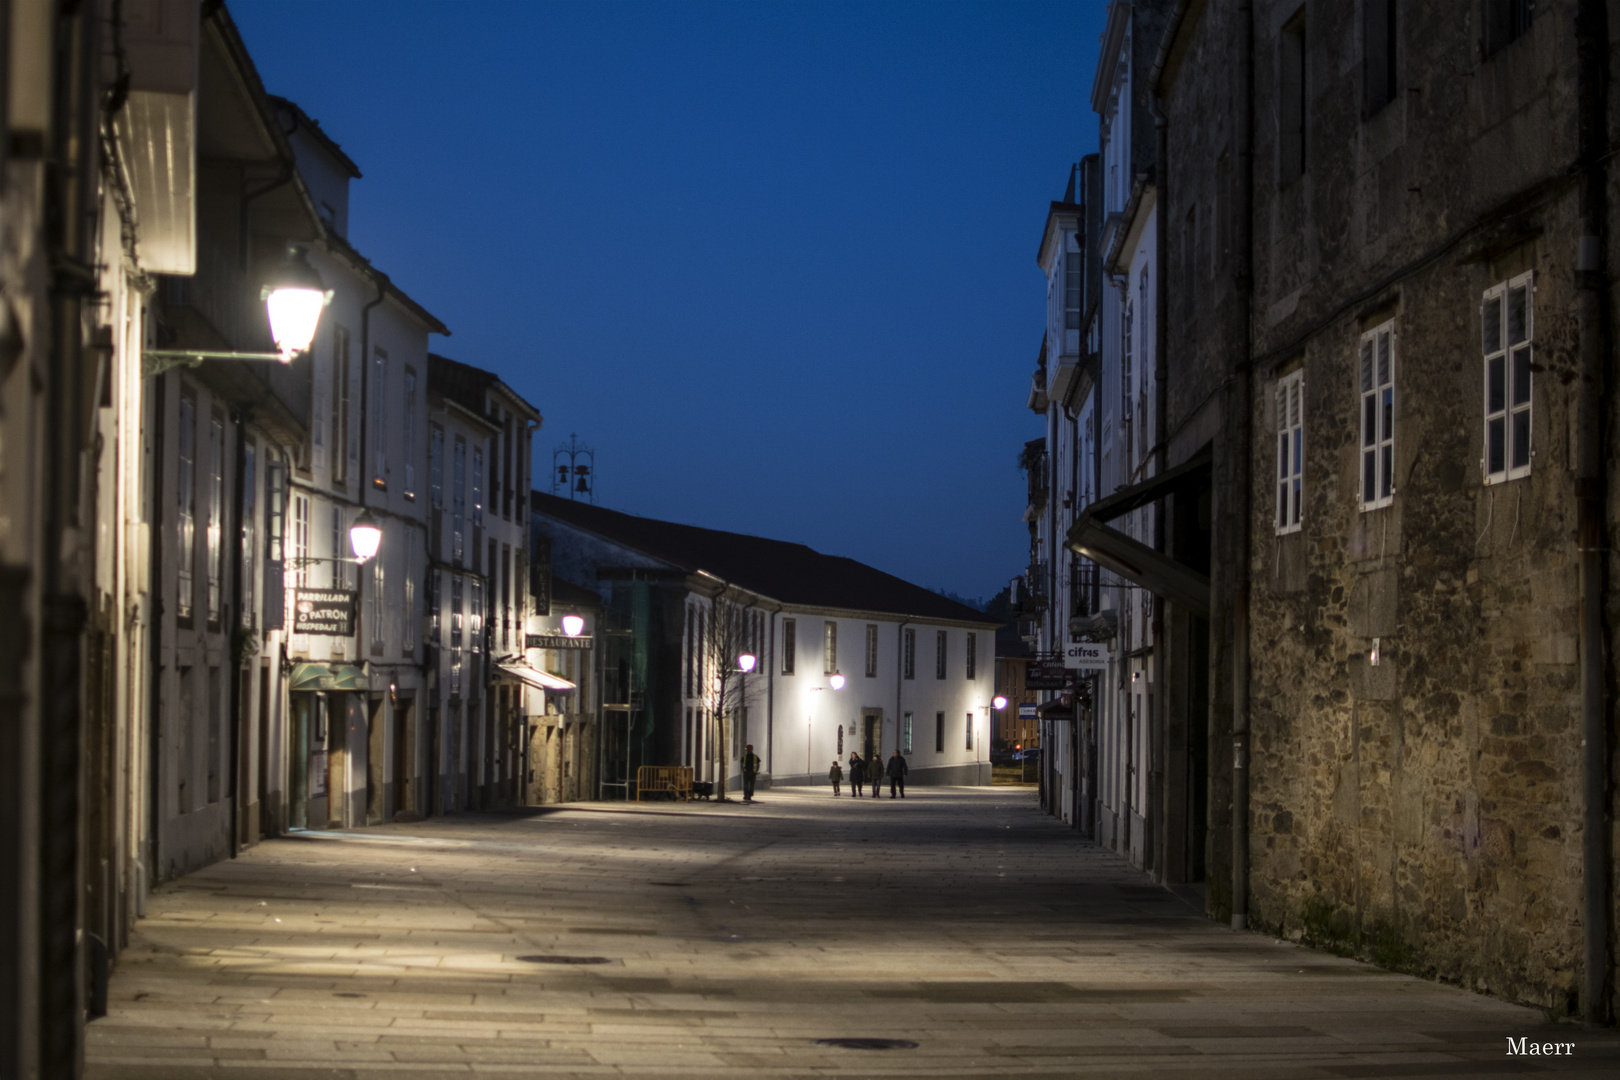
[{"xmin": 635, "ymin": 765, "xmax": 692, "ymax": 802}]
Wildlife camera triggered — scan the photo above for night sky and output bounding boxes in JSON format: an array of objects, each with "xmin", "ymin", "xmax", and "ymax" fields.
[{"xmin": 232, "ymin": 0, "xmax": 1106, "ymax": 603}]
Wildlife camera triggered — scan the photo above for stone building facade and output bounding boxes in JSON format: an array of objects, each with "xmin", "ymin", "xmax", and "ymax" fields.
[{"xmin": 1025, "ymin": 0, "xmax": 1619, "ymax": 1021}]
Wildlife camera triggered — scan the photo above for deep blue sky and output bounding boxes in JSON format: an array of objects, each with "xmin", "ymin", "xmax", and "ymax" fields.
[{"xmin": 232, "ymin": 0, "xmax": 1105, "ymax": 602}]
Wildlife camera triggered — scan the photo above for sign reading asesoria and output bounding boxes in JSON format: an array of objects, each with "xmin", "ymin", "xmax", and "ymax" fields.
[{"xmin": 293, "ymin": 588, "xmax": 355, "ymax": 636}]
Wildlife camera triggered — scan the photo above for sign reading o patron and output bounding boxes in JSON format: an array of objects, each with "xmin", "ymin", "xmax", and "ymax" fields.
[{"xmin": 293, "ymin": 588, "xmax": 356, "ymax": 636}]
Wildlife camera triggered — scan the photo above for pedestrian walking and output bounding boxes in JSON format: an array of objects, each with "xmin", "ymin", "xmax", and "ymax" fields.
[
  {"xmin": 886, "ymin": 749, "xmax": 908, "ymax": 798},
  {"xmin": 741, "ymin": 744, "xmax": 761, "ymax": 802},
  {"xmin": 870, "ymin": 753, "xmax": 883, "ymax": 798},
  {"xmin": 828, "ymin": 759, "xmax": 843, "ymax": 796},
  {"xmin": 848, "ymin": 752, "xmax": 865, "ymax": 797}
]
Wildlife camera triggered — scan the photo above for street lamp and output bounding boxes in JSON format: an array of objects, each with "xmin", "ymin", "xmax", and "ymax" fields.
[
  {"xmin": 144, "ymin": 244, "xmax": 334, "ymax": 374},
  {"xmin": 561, "ymin": 612, "xmax": 585, "ymax": 637},
  {"xmin": 828, "ymin": 670, "xmax": 845, "ymax": 690},
  {"xmin": 737, "ymin": 652, "xmax": 757, "ymax": 673},
  {"xmin": 347, "ymin": 509, "xmax": 382, "ymax": 562},
  {"xmin": 993, "ymin": 695, "xmax": 1008, "ymax": 711}
]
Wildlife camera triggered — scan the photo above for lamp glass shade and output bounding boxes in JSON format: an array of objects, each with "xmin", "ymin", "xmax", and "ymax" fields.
[
  {"xmin": 561, "ymin": 614, "xmax": 585, "ymax": 637},
  {"xmin": 348, "ymin": 510, "xmax": 382, "ymax": 562},
  {"xmin": 993, "ymin": 695, "xmax": 1008, "ymax": 711},
  {"xmin": 266, "ymin": 287, "xmax": 325, "ymax": 360},
  {"xmin": 828, "ymin": 672, "xmax": 845, "ymax": 690},
  {"xmin": 737, "ymin": 652, "xmax": 756, "ymax": 673},
  {"xmin": 263, "ymin": 244, "xmax": 328, "ymax": 360}
]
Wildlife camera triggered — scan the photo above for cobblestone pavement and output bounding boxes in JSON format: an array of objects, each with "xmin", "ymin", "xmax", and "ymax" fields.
[{"xmin": 87, "ymin": 788, "xmax": 1619, "ymax": 1079}]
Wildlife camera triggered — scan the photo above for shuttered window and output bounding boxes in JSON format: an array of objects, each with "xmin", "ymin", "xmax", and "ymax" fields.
[
  {"xmin": 1359, "ymin": 321, "xmax": 1396, "ymax": 510},
  {"xmin": 1276, "ymin": 368, "xmax": 1305, "ymax": 534},
  {"xmin": 1482, "ymin": 273, "xmax": 1533, "ymax": 483}
]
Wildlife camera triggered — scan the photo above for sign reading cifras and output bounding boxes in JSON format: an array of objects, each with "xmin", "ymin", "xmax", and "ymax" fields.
[
  {"xmin": 1063, "ymin": 641, "xmax": 1110, "ymax": 671},
  {"xmin": 293, "ymin": 588, "xmax": 355, "ymax": 636}
]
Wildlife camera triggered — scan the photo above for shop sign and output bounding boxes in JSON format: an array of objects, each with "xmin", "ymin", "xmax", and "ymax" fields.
[
  {"xmin": 1018, "ymin": 703, "xmax": 1038, "ymax": 720},
  {"xmin": 293, "ymin": 588, "xmax": 355, "ymax": 636},
  {"xmin": 1063, "ymin": 641, "xmax": 1110, "ymax": 671},
  {"xmin": 526, "ymin": 633, "xmax": 593, "ymax": 650},
  {"xmin": 1025, "ymin": 658, "xmax": 1074, "ymax": 690}
]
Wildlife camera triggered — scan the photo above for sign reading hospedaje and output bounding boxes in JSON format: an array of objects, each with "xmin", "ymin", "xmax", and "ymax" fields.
[{"xmin": 293, "ymin": 588, "xmax": 356, "ymax": 636}]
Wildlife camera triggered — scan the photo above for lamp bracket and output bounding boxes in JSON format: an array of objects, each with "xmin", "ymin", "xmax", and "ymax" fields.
[{"xmin": 142, "ymin": 348, "xmax": 289, "ymax": 377}]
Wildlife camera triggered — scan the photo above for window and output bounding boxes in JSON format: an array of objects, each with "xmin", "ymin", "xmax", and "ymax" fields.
[
  {"xmin": 404, "ymin": 531, "xmax": 417, "ymax": 654},
  {"xmin": 781, "ymin": 618, "xmax": 795, "ymax": 674},
  {"xmin": 332, "ymin": 325, "xmax": 350, "ymax": 484},
  {"xmin": 1064, "ymin": 250, "xmax": 1082, "ymax": 329},
  {"xmin": 1483, "ymin": 0, "xmax": 1535, "ymax": 57},
  {"xmin": 966, "ymin": 712, "xmax": 974, "ymax": 751},
  {"xmin": 1359, "ymin": 320, "xmax": 1396, "ymax": 509},
  {"xmin": 452, "ymin": 436, "xmax": 466, "ymax": 564},
  {"xmin": 472, "ymin": 445, "xmax": 484, "ymax": 525},
  {"xmin": 1121, "ymin": 298, "xmax": 1134, "ymax": 424},
  {"xmin": 451, "ymin": 575, "xmax": 463, "ymax": 696},
  {"xmin": 837, "ymin": 725, "xmax": 844, "ymax": 756},
  {"xmin": 1276, "ymin": 368, "xmax": 1305, "ymax": 533},
  {"xmin": 372, "ymin": 347, "xmax": 388, "ymax": 487},
  {"xmin": 1483, "ymin": 273, "xmax": 1533, "ymax": 483},
  {"xmin": 241, "ymin": 443, "xmax": 256, "ymax": 629},
  {"xmin": 403, "ymin": 367, "xmax": 417, "ymax": 498},
  {"xmin": 430, "ymin": 425, "xmax": 444, "ymax": 509},
  {"xmin": 935, "ymin": 711, "xmax": 945, "ymax": 753},
  {"xmin": 501, "ymin": 543, "xmax": 511, "ymax": 649},
  {"xmin": 291, "ymin": 493, "xmax": 310, "ymax": 590},
  {"xmin": 206, "ymin": 409, "xmax": 224, "ymax": 623},
  {"xmin": 371, "ymin": 532, "xmax": 386, "ymax": 651},
  {"xmin": 177, "ymin": 388, "xmax": 196, "ymax": 622},
  {"xmin": 903, "ymin": 712, "xmax": 913, "ymax": 755},
  {"xmin": 430, "ymin": 569, "xmax": 440, "ymax": 645},
  {"xmin": 1363, "ymin": 0, "xmax": 1397, "ymax": 116},
  {"xmin": 685, "ymin": 606, "xmax": 694, "ymax": 696},
  {"xmin": 823, "ymin": 620, "xmax": 837, "ymax": 675},
  {"xmin": 935, "ymin": 630, "xmax": 947, "ymax": 680},
  {"xmin": 1279, "ymin": 9, "xmax": 1307, "ymax": 182},
  {"xmin": 330, "ymin": 505, "xmax": 345, "ymax": 589},
  {"xmin": 966, "ymin": 632, "xmax": 977, "ymax": 680},
  {"xmin": 470, "ymin": 578, "xmax": 483, "ymax": 655},
  {"xmin": 864, "ymin": 624, "xmax": 878, "ymax": 678},
  {"xmin": 903, "ymin": 627, "xmax": 915, "ymax": 680}
]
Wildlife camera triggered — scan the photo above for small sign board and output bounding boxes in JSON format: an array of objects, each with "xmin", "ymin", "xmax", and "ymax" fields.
[
  {"xmin": 527, "ymin": 633, "xmax": 593, "ymax": 650},
  {"xmin": 1018, "ymin": 703, "xmax": 1037, "ymax": 720},
  {"xmin": 293, "ymin": 588, "xmax": 356, "ymax": 636},
  {"xmin": 1063, "ymin": 641, "xmax": 1111, "ymax": 671},
  {"xmin": 1025, "ymin": 658, "xmax": 1075, "ymax": 690}
]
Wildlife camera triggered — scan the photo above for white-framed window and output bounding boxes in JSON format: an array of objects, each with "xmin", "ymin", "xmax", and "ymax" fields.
[
  {"xmin": 966, "ymin": 632, "xmax": 977, "ymax": 680},
  {"xmin": 781, "ymin": 618, "xmax": 795, "ymax": 675},
  {"xmin": 903, "ymin": 627, "xmax": 915, "ymax": 679},
  {"xmin": 1275, "ymin": 367, "xmax": 1305, "ymax": 534},
  {"xmin": 823, "ymin": 620, "xmax": 837, "ymax": 675},
  {"xmin": 1064, "ymin": 249, "xmax": 1082, "ymax": 329},
  {"xmin": 291, "ymin": 493, "xmax": 310, "ymax": 590},
  {"xmin": 404, "ymin": 531, "xmax": 417, "ymax": 653},
  {"xmin": 1358, "ymin": 320, "xmax": 1396, "ymax": 510},
  {"xmin": 903, "ymin": 712, "xmax": 913, "ymax": 755},
  {"xmin": 372, "ymin": 347, "xmax": 388, "ymax": 486},
  {"xmin": 403, "ymin": 367, "xmax": 417, "ymax": 498},
  {"xmin": 1483, "ymin": 272, "xmax": 1533, "ymax": 483},
  {"xmin": 935, "ymin": 630, "xmax": 947, "ymax": 680},
  {"xmin": 864, "ymin": 624, "xmax": 877, "ymax": 678},
  {"xmin": 370, "ymin": 535, "xmax": 386, "ymax": 650}
]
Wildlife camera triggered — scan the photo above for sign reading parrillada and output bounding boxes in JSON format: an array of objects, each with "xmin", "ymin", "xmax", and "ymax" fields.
[{"xmin": 293, "ymin": 588, "xmax": 356, "ymax": 636}]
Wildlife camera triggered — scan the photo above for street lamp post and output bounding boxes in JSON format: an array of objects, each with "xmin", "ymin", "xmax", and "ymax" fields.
[{"xmin": 144, "ymin": 244, "xmax": 333, "ymax": 374}]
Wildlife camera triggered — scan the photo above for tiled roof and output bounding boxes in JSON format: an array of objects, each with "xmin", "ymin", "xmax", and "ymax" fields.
[
  {"xmin": 533, "ymin": 492, "xmax": 996, "ymax": 626},
  {"xmin": 427, "ymin": 354, "xmax": 539, "ymax": 422}
]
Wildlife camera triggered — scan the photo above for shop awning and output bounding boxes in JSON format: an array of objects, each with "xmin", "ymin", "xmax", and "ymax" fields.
[
  {"xmin": 1036, "ymin": 696, "xmax": 1075, "ymax": 722},
  {"xmin": 288, "ymin": 662, "xmax": 370, "ymax": 692},
  {"xmin": 495, "ymin": 661, "xmax": 576, "ymax": 693},
  {"xmin": 1065, "ymin": 451, "xmax": 1212, "ymax": 618}
]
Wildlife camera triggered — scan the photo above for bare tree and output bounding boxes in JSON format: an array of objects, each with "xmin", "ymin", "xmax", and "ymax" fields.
[{"xmin": 694, "ymin": 587, "xmax": 765, "ymax": 800}]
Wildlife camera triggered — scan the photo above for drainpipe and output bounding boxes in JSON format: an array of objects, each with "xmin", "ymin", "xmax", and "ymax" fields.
[
  {"xmin": 226, "ymin": 410, "xmax": 248, "ymax": 858},
  {"xmin": 896, "ymin": 619, "xmax": 910, "ymax": 770},
  {"xmin": 1575, "ymin": 0, "xmax": 1612, "ymax": 1027},
  {"xmin": 1231, "ymin": 0, "xmax": 1256, "ymax": 932},
  {"xmin": 1148, "ymin": 90, "xmax": 1171, "ymax": 883},
  {"xmin": 353, "ymin": 273, "xmax": 386, "ymax": 653}
]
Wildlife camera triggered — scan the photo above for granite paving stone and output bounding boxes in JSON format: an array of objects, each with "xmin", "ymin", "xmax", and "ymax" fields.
[{"xmin": 84, "ymin": 788, "xmax": 1620, "ymax": 1078}]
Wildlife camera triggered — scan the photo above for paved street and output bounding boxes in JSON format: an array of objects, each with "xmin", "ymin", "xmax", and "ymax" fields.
[{"xmin": 88, "ymin": 788, "xmax": 1618, "ymax": 1079}]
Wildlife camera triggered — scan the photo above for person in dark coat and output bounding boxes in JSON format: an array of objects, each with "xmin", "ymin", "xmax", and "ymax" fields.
[
  {"xmin": 886, "ymin": 749, "xmax": 909, "ymax": 798},
  {"xmin": 848, "ymin": 752, "xmax": 865, "ymax": 797},
  {"xmin": 870, "ymin": 751, "xmax": 884, "ymax": 798},
  {"xmin": 828, "ymin": 759, "xmax": 843, "ymax": 796},
  {"xmin": 741, "ymin": 744, "xmax": 761, "ymax": 802}
]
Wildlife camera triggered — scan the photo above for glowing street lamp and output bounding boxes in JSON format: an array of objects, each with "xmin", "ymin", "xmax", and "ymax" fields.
[
  {"xmin": 561, "ymin": 612, "xmax": 586, "ymax": 637},
  {"xmin": 993, "ymin": 695, "xmax": 1008, "ymax": 711},
  {"xmin": 263, "ymin": 245, "xmax": 331, "ymax": 361},
  {"xmin": 347, "ymin": 509, "xmax": 382, "ymax": 562},
  {"xmin": 143, "ymin": 243, "xmax": 333, "ymax": 374},
  {"xmin": 737, "ymin": 652, "xmax": 757, "ymax": 673},
  {"xmin": 828, "ymin": 670, "xmax": 845, "ymax": 691}
]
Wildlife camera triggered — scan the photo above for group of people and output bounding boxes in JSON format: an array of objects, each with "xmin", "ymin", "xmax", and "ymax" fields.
[{"xmin": 829, "ymin": 750, "xmax": 908, "ymax": 798}]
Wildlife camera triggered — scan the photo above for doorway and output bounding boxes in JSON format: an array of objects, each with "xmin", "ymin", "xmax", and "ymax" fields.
[
  {"xmin": 391, "ymin": 695, "xmax": 412, "ymax": 818},
  {"xmin": 862, "ymin": 710, "xmax": 882, "ymax": 766},
  {"xmin": 367, "ymin": 695, "xmax": 385, "ymax": 824}
]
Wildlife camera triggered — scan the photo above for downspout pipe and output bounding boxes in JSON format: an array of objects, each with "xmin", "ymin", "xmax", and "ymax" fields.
[
  {"xmin": 1148, "ymin": 92, "xmax": 1171, "ymax": 884},
  {"xmin": 1231, "ymin": 0, "xmax": 1256, "ymax": 932},
  {"xmin": 226, "ymin": 410, "xmax": 248, "ymax": 858},
  {"xmin": 353, "ymin": 273, "xmax": 387, "ymax": 637},
  {"xmin": 1575, "ymin": 0, "xmax": 1612, "ymax": 1027}
]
